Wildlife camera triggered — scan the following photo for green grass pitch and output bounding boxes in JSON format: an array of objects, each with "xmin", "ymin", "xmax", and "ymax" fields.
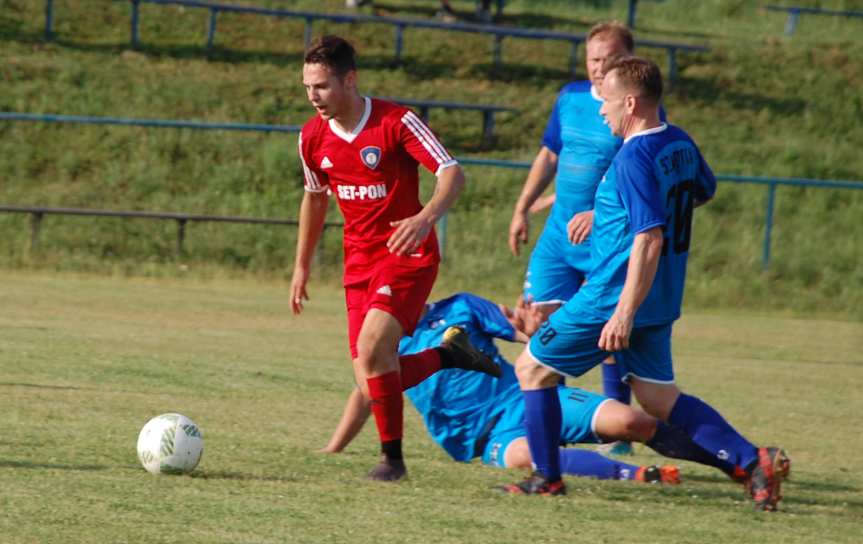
[{"xmin": 1, "ymin": 272, "xmax": 861, "ymax": 543}]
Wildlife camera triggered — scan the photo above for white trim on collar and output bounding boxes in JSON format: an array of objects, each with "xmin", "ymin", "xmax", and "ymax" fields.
[
  {"xmin": 624, "ymin": 122, "xmax": 668, "ymax": 144},
  {"xmin": 590, "ymin": 84, "xmax": 602, "ymax": 101},
  {"xmin": 328, "ymin": 96, "xmax": 371, "ymax": 143}
]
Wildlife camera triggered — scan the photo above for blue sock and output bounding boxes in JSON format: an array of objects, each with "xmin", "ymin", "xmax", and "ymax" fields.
[
  {"xmin": 646, "ymin": 421, "xmax": 736, "ymax": 476},
  {"xmin": 668, "ymin": 393, "xmax": 758, "ymax": 470},
  {"xmin": 559, "ymin": 448, "xmax": 640, "ymax": 480},
  {"xmin": 601, "ymin": 362, "xmax": 631, "ymax": 405},
  {"xmin": 523, "ymin": 388, "xmax": 562, "ymax": 481}
]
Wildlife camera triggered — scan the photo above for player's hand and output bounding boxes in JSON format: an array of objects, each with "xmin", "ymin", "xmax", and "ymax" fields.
[
  {"xmin": 289, "ymin": 266, "xmax": 310, "ymax": 315},
  {"xmin": 388, "ymin": 214, "xmax": 433, "ymax": 256},
  {"xmin": 499, "ymin": 302, "xmax": 525, "ymax": 336},
  {"xmin": 598, "ymin": 311, "xmax": 633, "ymax": 352},
  {"xmin": 567, "ymin": 210, "xmax": 594, "ymax": 245},
  {"xmin": 508, "ymin": 211, "xmax": 529, "ymax": 256},
  {"xmin": 528, "ymin": 194, "xmax": 556, "ymax": 215}
]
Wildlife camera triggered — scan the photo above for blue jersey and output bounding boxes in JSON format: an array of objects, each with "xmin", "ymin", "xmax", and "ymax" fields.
[
  {"xmin": 399, "ymin": 293, "xmax": 522, "ymax": 462},
  {"xmin": 541, "ymin": 81, "xmax": 621, "ymax": 233},
  {"xmin": 577, "ymin": 124, "xmax": 716, "ymax": 326}
]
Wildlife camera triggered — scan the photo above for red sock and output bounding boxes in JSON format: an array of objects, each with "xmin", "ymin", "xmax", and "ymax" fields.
[
  {"xmin": 366, "ymin": 371, "xmax": 404, "ymax": 443},
  {"xmin": 398, "ymin": 349, "xmax": 442, "ymax": 390}
]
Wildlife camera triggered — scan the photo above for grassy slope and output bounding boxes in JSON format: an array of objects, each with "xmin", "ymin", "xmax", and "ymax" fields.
[
  {"xmin": 1, "ymin": 273, "xmax": 862, "ymax": 543},
  {"xmin": 0, "ymin": 0, "xmax": 861, "ymax": 318}
]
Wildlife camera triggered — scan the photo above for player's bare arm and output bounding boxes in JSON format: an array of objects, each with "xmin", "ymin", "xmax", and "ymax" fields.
[
  {"xmin": 508, "ymin": 146, "xmax": 559, "ymax": 256},
  {"xmin": 387, "ymin": 164, "xmax": 465, "ymax": 256},
  {"xmin": 566, "ymin": 210, "xmax": 594, "ymax": 245},
  {"xmin": 599, "ymin": 226, "xmax": 663, "ymax": 351},
  {"xmin": 290, "ymin": 190, "xmax": 329, "ymax": 315}
]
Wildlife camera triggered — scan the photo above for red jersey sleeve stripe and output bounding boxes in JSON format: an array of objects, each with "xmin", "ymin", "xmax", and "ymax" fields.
[
  {"xmin": 298, "ymin": 133, "xmax": 326, "ymax": 192},
  {"xmin": 401, "ymin": 111, "xmax": 453, "ymax": 165},
  {"xmin": 404, "ymin": 111, "xmax": 453, "ymax": 162}
]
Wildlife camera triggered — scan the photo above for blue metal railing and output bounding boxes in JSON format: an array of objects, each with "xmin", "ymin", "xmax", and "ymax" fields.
[
  {"xmin": 41, "ymin": 0, "xmax": 707, "ymax": 82},
  {"xmin": 764, "ymin": 4, "xmax": 863, "ymax": 36},
  {"xmin": 3, "ymin": 111, "xmax": 861, "ymax": 270}
]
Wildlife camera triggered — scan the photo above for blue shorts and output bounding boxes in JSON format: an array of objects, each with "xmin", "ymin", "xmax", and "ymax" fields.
[
  {"xmin": 481, "ymin": 386, "xmax": 609, "ymax": 468},
  {"xmin": 523, "ymin": 223, "xmax": 592, "ymax": 305},
  {"xmin": 527, "ymin": 301, "xmax": 676, "ymax": 383}
]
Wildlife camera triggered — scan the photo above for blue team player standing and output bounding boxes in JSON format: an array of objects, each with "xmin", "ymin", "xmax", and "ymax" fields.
[
  {"xmin": 501, "ymin": 56, "xmax": 790, "ymax": 511},
  {"xmin": 508, "ymin": 22, "xmax": 643, "ymax": 438}
]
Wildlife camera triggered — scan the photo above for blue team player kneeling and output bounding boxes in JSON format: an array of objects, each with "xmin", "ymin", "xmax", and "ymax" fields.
[{"xmin": 322, "ymin": 292, "xmax": 744, "ymax": 485}]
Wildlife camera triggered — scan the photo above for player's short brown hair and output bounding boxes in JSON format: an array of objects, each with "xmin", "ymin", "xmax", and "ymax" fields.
[
  {"xmin": 587, "ymin": 21, "xmax": 634, "ymax": 53},
  {"xmin": 604, "ymin": 55, "xmax": 663, "ymax": 104},
  {"xmin": 304, "ymin": 35, "xmax": 357, "ymax": 79}
]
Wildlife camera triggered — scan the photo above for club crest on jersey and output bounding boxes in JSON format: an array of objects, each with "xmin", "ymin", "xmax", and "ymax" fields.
[{"xmin": 360, "ymin": 146, "xmax": 382, "ymax": 170}]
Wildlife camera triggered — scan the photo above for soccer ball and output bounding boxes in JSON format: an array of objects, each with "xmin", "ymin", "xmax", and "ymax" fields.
[{"xmin": 136, "ymin": 413, "xmax": 204, "ymax": 475}]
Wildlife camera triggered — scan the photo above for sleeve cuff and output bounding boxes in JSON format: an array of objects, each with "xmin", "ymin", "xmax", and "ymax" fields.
[{"xmin": 435, "ymin": 160, "xmax": 459, "ymax": 177}]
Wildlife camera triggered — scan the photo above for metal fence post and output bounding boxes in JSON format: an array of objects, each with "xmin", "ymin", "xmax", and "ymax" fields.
[
  {"xmin": 131, "ymin": 0, "xmax": 141, "ymax": 48},
  {"xmin": 176, "ymin": 218, "xmax": 187, "ymax": 255},
  {"xmin": 44, "ymin": 0, "xmax": 54, "ymax": 41},
  {"xmin": 30, "ymin": 212, "xmax": 43, "ymax": 251},
  {"xmin": 492, "ymin": 35, "xmax": 504, "ymax": 67},
  {"xmin": 762, "ymin": 182, "xmax": 777, "ymax": 271},
  {"xmin": 207, "ymin": 8, "xmax": 218, "ymax": 50},
  {"xmin": 785, "ymin": 9, "xmax": 800, "ymax": 36},
  {"xmin": 627, "ymin": 0, "xmax": 638, "ymax": 28},
  {"xmin": 304, "ymin": 17, "xmax": 314, "ymax": 49},
  {"xmin": 394, "ymin": 24, "xmax": 405, "ymax": 64},
  {"xmin": 482, "ymin": 110, "xmax": 494, "ymax": 147},
  {"xmin": 667, "ymin": 48, "xmax": 678, "ymax": 87},
  {"xmin": 568, "ymin": 40, "xmax": 580, "ymax": 77}
]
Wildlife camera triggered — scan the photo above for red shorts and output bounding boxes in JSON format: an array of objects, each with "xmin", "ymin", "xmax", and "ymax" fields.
[{"xmin": 344, "ymin": 262, "xmax": 438, "ymax": 359}]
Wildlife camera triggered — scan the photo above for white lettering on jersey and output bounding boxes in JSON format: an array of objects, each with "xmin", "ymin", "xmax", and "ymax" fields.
[{"xmin": 336, "ymin": 184, "xmax": 388, "ymax": 201}]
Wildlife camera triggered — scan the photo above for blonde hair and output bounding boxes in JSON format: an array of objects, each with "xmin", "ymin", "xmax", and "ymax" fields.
[{"xmin": 587, "ymin": 21, "xmax": 634, "ymax": 53}]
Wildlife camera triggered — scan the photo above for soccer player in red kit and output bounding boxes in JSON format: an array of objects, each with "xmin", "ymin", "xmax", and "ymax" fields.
[{"xmin": 291, "ymin": 35, "xmax": 498, "ymax": 481}]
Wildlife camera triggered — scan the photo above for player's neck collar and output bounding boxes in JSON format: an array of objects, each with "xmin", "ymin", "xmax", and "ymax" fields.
[
  {"xmin": 590, "ymin": 84, "xmax": 602, "ymax": 102},
  {"xmin": 624, "ymin": 122, "xmax": 668, "ymax": 144},
  {"xmin": 328, "ymin": 96, "xmax": 371, "ymax": 143}
]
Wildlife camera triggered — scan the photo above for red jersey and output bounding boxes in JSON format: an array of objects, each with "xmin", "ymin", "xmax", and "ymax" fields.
[{"xmin": 299, "ymin": 97, "xmax": 456, "ymax": 284}]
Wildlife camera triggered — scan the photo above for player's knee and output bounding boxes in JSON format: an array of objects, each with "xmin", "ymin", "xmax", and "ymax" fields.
[
  {"xmin": 515, "ymin": 353, "xmax": 557, "ymax": 389},
  {"xmin": 503, "ymin": 438, "xmax": 532, "ymax": 469},
  {"xmin": 631, "ymin": 381, "xmax": 680, "ymax": 421},
  {"xmin": 622, "ymin": 411, "xmax": 657, "ymax": 442}
]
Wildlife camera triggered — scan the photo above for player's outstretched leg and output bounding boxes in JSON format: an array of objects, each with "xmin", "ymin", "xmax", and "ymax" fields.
[
  {"xmin": 745, "ymin": 447, "xmax": 791, "ymax": 512},
  {"xmin": 635, "ymin": 465, "xmax": 681, "ymax": 485},
  {"xmin": 660, "ymin": 391, "xmax": 789, "ymax": 511},
  {"xmin": 438, "ymin": 326, "xmax": 502, "ymax": 378},
  {"xmin": 396, "ymin": 327, "xmax": 500, "ymax": 390},
  {"xmin": 557, "ymin": 447, "xmax": 679, "ymax": 484}
]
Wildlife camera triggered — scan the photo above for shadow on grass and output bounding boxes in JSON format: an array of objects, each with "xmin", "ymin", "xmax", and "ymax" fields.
[
  {"xmin": 629, "ymin": 23, "xmax": 720, "ymax": 41},
  {"xmin": 676, "ymin": 74, "xmax": 807, "ymax": 116},
  {"xmin": 470, "ymin": 62, "xmax": 574, "ymax": 85},
  {"xmin": 0, "ymin": 459, "xmax": 108, "ymax": 471},
  {"xmin": 685, "ymin": 471, "xmax": 860, "ymax": 493},
  {"xmin": 2, "ymin": 16, "xmax": 574, "ymax": 86},
  {"xmin": 0, "ymin": 382, "xmax": 85, "ymax": 391},
  {"xmin": 191, "ymin": 469, "xmax": 302, "ymax": 483},
  {"xmin": 372, "ymin": 1, "xmax": 596, "ymax": 29}
]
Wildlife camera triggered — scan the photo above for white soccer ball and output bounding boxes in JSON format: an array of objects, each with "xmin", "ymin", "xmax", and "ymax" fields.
[{"xmin": 136, "ymin": 413, "xmax": 204, "ymax": 475}]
